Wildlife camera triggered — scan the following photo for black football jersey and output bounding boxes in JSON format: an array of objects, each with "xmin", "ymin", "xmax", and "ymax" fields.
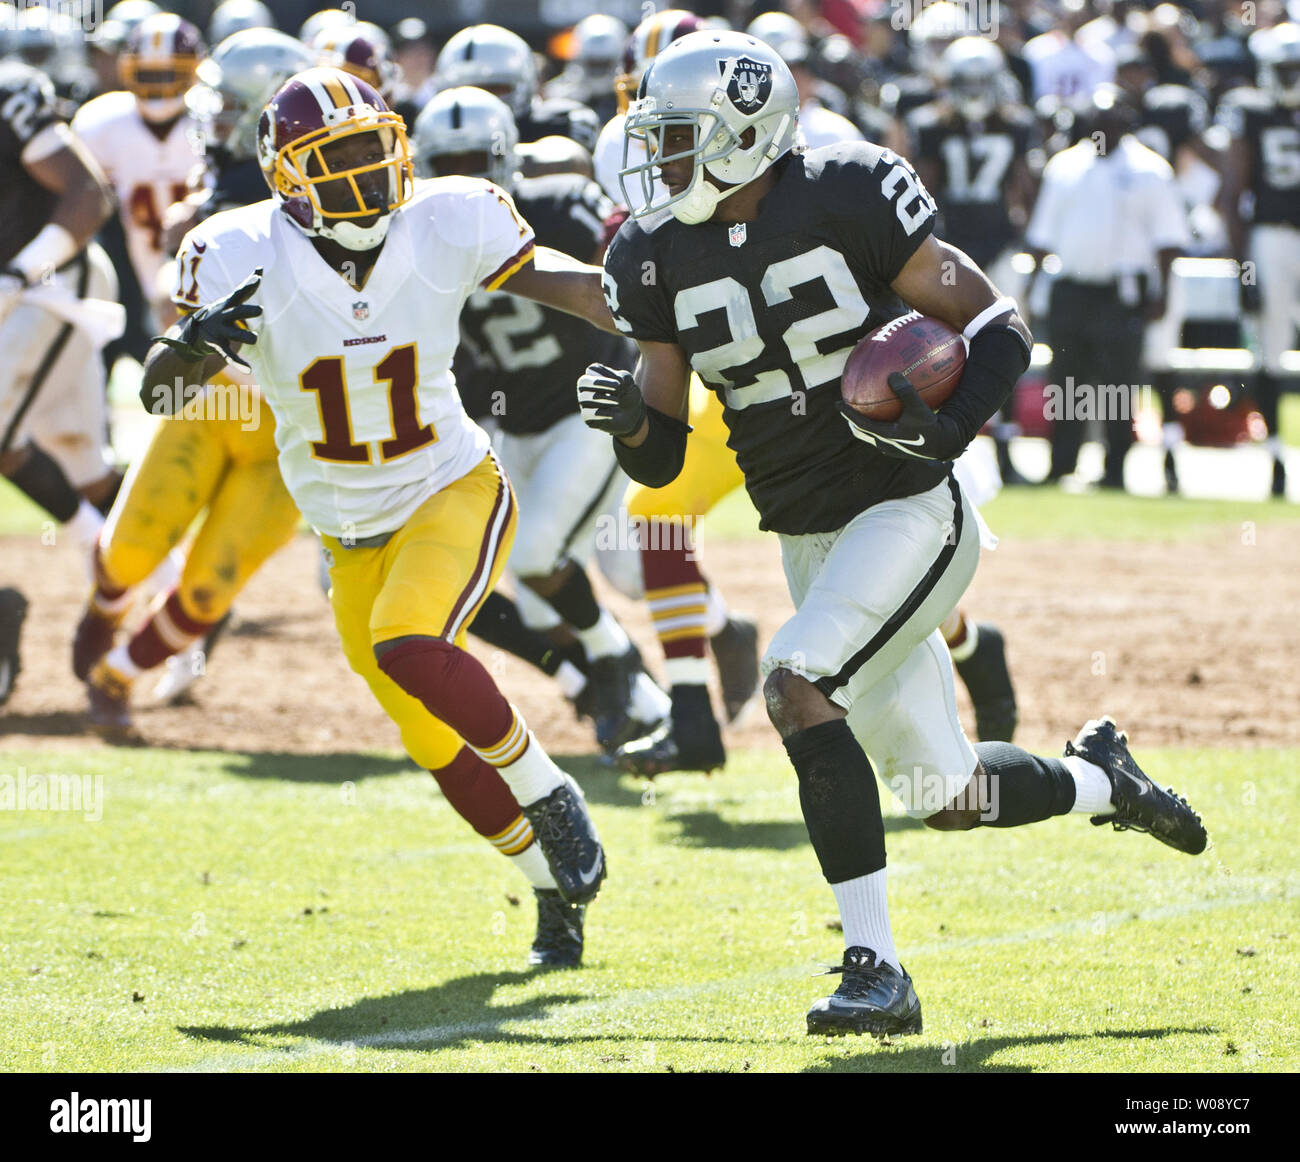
[
  {"xmin": 518, "ymin": 96, "xmax": 600, "ymax": 154},
  {"xmin": 1217, "ymin": 87, "xmax": 1300, "ymax": 228},
  {"xmin": 0, "ymin": 62, "xmax": 66, "ymax": 268},
  {"xmin": 1136, "ymin": 85, "xmax": 1208, "ymax": 162},
  {"xmin": 603, "ymin": 141, "xmax": 951, "ymax": 536},
  {"xmin": 909, "ymin": 102, "xmax": 1036, "ymax": 267},
  {"xmin": 458, "ymin": 172, "xmax": 634, "ymax": 435}
]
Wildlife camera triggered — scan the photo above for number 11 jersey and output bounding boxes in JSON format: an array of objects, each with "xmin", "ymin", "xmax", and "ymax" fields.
[
  {"xmin": 602, "ymin": 140, "xmax": 951, "ymax": 535},
  {"xmin": 170, "ymin": 177, "xmax": 536, "ymax": 539}
]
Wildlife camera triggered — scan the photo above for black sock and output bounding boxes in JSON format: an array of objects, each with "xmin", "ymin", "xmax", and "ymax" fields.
[
  {"xmin": 784, "ymin": 719, "xmax": 885, "ymax": 882},
  {"xmin": 538, "ymin": 562, "xmax": 600, "ymax": 631},
  {"xmin": 6, "ymin": 444, "xmax": 80, "ymax": 523},
  {"xmin": 973, "ymin": 742, "xmax": 1076, "ymax": 827},
  {"xmin": 468, "ymin": 591, "xmax": 571, "ymax": 677}
]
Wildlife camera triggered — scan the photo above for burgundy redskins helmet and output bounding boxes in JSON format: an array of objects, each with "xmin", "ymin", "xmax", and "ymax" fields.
[
  {"xmin": 313, "ymin": 21, "xmax": 401, "ymax": 104},
  {"xmin": 120, "ymin": 12, "xmax": 206, "ymax": 122},
  {"xmin": 256, "ymin": 67, "xmax": 413, "ymax": 251},
  {"xmin": 615, "ymin": 8, "xmax": 705, "ymax": 111}
]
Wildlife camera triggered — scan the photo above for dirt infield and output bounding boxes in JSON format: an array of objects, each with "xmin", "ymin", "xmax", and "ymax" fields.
[{"xmin": 2, "ymin": 522, "xmax": 1297, "ymax": 759}]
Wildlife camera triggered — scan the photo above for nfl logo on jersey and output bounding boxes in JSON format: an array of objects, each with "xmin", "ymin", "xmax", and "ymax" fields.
[
  {"xmin": 352, "ymin": 301, "xmax": 369, "ymax": 321},
  {"xmin": 729, "ymin": 223, "xmax": 747, "ymax": 248}
]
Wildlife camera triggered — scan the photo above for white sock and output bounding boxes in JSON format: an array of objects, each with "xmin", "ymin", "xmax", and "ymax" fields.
[
  {"xmin": 103, "ymin": 643, "xmax": 142, "ymax": 681},
  {"xmin": 1266, "ymin": 435, "xmax": 1283, "ymax": 458},
  {"xmin": 575, "ymin": 608, "xmax": 630, "ymax": 660},
  {"xmin": 66, "ymin": 500, "xmax": 104, "ymax": 554},
  {"xmin": 477, "ymin": 725, "xmax": 564, "ymax": 806},
  {"xmin": 832, "ymin": 869, "xmax": 902, "ymax": 974},
  {"xmin": 508, "ymin": 841, "xmax": 558, "ymax": 890},
  {"xmin": 948, "ymin": 621, "xmax": 980, "ymax": 663},
  {"xmin": 1161, "ymin": 421, "xmax": 1184, "ymax": 450},
  {"xmin": 704, "ymin": 585, "xmax": 728, "ymax": 638},
  {"xmin": 554, "ymin": 659, "xmax": 586, "ymax": 700},
  {"xmin": 630, "ymin": 671, "xmax": 671, "ymax": 722},
  {"xmin": 665, "ymin": 655, "xmax": 711, "ymax": 686},
  {"xmin": 1063, "ymin": 753, "xmax": 1114, "ymax": 815}
]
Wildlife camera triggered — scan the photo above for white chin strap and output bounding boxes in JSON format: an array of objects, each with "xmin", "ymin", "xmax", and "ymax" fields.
[
  {"xmin": 319, "ymin": 215, "xmax": 393, "ymax": 250},
  {"xmin": 670, "ymin": 166, "xmax": 726, "ymax": 225}
]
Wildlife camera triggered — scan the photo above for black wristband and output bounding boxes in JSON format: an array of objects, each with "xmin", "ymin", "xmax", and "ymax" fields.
[
  {"xmin": 939, "ymin": 324, "xmax": 1032, "ymax": 449},
  {"xmin": 613, "ymin": 406, "xmax": 691, "ymax": 488}
]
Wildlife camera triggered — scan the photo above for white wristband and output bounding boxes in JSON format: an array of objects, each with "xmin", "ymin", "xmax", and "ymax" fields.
[
  {"xmin": 962, "ymin": 296, "xmax": 1018, "ymax": 343},
  {"xmin": 10, "ymin": 223, "xmax": 79, "ymax": 285}
]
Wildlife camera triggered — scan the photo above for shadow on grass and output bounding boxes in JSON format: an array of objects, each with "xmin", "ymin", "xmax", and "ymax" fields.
[
  {"xmin": 178, "ymin": 970, "xmax": 594, "ymax": 1054},
  {"xmin": 212, "ymin": 750, "xmax": 417, "ymax": 783},
  {"xmin": 803, "ymin": 1026, "xmax": 1219, "ymax": 1073},
  {"xmin": 663, "ymin": 810, "xmax": 924, "ymax": 851}
]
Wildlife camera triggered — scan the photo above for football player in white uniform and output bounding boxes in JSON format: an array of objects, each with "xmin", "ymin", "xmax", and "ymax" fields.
[
  {"xmin": 72, "ymin": 12, "xmax": 206, "ymax": 323},
  {"xmin": 142, "ymin": 68, "xmax": 617, "ymax": 966}
]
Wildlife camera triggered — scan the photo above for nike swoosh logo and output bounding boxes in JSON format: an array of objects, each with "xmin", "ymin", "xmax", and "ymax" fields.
[
  {"xmin": 884, "ymin": 433, "xmax": 927, "ymax": 446},
  {"xmin": 192, "ymin": 240, "xmax": 207, "ymax": 253},
  {"xmin": 578, "ymin": 854, "xmax": 603, "ymax": 885}
]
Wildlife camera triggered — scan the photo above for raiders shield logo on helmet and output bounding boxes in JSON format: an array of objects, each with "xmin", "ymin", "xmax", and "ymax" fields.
[{"xmin": 720, "ymin": 56, "xmax": 772, "ymax": 115}]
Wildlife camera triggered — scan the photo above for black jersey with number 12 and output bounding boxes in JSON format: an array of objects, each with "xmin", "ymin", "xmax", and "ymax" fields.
[{"xmin": 603, "ymin": 140, "xmax": 952, "ymax": 535}]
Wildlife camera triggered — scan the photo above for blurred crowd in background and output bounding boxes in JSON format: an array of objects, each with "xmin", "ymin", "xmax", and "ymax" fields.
[{"xmin": 3, "ymin": 0, "xmax": 1298, "ymax": 494}]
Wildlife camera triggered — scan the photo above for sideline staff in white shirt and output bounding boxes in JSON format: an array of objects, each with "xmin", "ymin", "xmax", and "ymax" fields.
[{"xmin": 1025, "ymin": 85, "xmax": 1189, "ymax": 487}]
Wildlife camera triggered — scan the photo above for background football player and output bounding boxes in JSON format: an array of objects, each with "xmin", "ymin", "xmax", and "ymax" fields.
[
  {"xmin": 1216, "ymin": 21, "xmax": 1300, "ymax": 499},
  {"xmin": 72, "ymin": 12, "xmax": 206, "ymax": 329},
  {"xmin": 585, "ymin": 31, "xmax": 1207, "ymax": 1038},
  {"xmin": 142, "ymin": 68, "xmax": 622, "ymax": 968},
  {"xmin": 413, "ymin": 85, "xmax": 669, "ymax": 752},
  {"xmin": 0, "ymin": 56, "xmax": 119, "ymax": 569},
  {"xmin": 72, "ymin": 26, "xmax": 318, "ymax": 732}
]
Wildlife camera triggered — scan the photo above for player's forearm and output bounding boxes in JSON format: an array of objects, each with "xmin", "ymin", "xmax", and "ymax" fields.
[
  {"xmin": 139, "ymin": 342, "xmax": 223, "ymax": 416},
  {"xmin": 940, "ymin": 309, "xmax": 1033, "ymax": 450},
  {"xmin": 506, "ymin": 249, "xmax": 621, "ymax": 334}
]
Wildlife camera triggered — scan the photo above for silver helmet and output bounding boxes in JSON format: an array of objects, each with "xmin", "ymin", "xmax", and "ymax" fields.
[
  {"xmin": 432, "ymin": 24, "xmax": 537, "ymax": 120},
  {"xmin": 622, "ymin": 30, "xmax": 799, "ymax": 224},
  {"xmin": 940, "ymin": 36, "xmax": 1006, "ymax": 121},
  {"xmin": 1252, "ymin": 22, "xmax": 1300, "ymax": 108},
  {"xmin": 411, "ymin": 86, "xmax": 520, "ymax": 190},
  {"xmin": 188, "ymin": 27, "xmax": 318, "ymax": 162},
  {"xmin": 208, "ymin": 0, "xmax": 274, "ymax": 47}
]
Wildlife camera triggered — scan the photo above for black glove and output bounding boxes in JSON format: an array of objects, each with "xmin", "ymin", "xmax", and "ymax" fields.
[
  {"xmin": 577, "ymin": 362, "xmax": 647, "ymax": 438},
  {"xmin": 839, "ymin": 372, "xmax": 963, "ymax": 462},
  {"xmin": 157, "ymin": 267, "xmax": 263, "ymax": 371}
]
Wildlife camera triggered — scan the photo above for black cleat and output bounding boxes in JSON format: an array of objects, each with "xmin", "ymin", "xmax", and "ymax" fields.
[
  {"xmin": 0, "ymin": 588, "xmax": 28, "ymax": 707},
  {"xmin": 807, "ymin": 947, "xmax": 923, "ymax": 1038},
  {"xmin": 953, "ymin": 623, "xmax": 1018, "ymax": 742},
  {"xmin": 1066, "ymin": 716, "xmax": 1207, "ymax": 855},
  {"xmin": 1272, "ymin": 457, "xmax": 1287, "ymax": 499},
  {"xmin": 528, "ymin": 889, "xmax": 585, "ymax": 968},
  {"xmin": 522, "ymin": 775, "xmax": 607, "ymax": 905},
  {"xmin": 616, "ymin": 685, "xmax": 725, "ymax": 776},
  {"xmin": 578, "ymin": 647, "xmax": 643, "ymax": 752},
  {"xmin": 710, "ymin": 615, "xmax": 760, "ymax": 723}
]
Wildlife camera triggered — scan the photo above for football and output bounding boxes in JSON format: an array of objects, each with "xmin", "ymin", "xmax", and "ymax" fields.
[{"xmin": 841, "ymin": 312, "xmax": 966, "ymax": 422}]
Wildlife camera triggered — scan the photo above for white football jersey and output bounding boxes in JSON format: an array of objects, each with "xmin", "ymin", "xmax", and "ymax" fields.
[
  {"xmin": 170, "ymin": 178, "xmax": 537, "ymax": 539},
  {"xmin": 72, "ymin": 91, "xmax": 202, "ymax": 295}
]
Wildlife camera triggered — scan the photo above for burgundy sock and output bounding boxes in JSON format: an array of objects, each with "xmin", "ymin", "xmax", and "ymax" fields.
[
  {"xmin": 127, "ymin": 590, "xmax": 214, "ymax": 672},
  {"xmin": 428, "ymin": 746, "xmax": 522, "ymax": 837}
]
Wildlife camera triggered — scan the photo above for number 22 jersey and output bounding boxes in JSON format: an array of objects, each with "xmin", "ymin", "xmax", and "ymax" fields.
[
  {"xmin": 170, "ymin": 177, "xmax": 536, "ymax": 539},
  {"xmin": 602, "ymin": 141, "xmax": 951, "ymax": 536}
]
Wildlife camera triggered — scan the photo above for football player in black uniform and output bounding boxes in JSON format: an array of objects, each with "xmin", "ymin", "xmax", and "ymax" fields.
[
  {"xmin": 908, "ymin": 36, "xmax": 1038, "ymax": 485},
  {"xmin": 0, "ymin": 58, "xmax": 118, "ymax": 558},
  {"xmin": 413, "ymin": 86, "xmax": 669, "ymax": 754},
  {"xmin": 1216, "ymin": 22, "xmax": 1300, "ymax": 499},
  {"xmin": 583, "ymin": 30, "xmax": 1208, "ymax": 1037}
]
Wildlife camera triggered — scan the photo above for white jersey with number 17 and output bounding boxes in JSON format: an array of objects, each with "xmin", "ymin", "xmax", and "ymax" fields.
[{"xmin": 169, "ymin": 177, "xmax": 536, "ymax": 539}]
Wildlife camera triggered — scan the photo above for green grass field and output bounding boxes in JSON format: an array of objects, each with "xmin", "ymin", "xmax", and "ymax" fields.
[{"xmin": 0, "ymin": 746, "xmax": 1294, "ymax": 1073}]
